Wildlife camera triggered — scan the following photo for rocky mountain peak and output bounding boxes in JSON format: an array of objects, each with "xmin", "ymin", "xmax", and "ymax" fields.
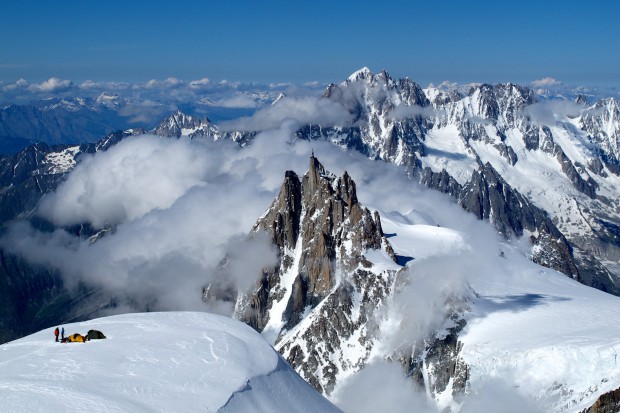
[
  {"xmin": 153, "ymin": 110, "xmax": 217, "ymax": 139},
  {"xmin": 580, "ymin": 97, "xmax": 620, "ymax": 174},
  {"xmin": 95, "ymin": 92, "xmax": 121, "ymax": 109},
  {"xmin": 466, "ymin": 82, "xmax": 537, "ymax": 126},
  {"xmin": 575, "ymin": 94, "xmax": 590, "ymax": 105},
  {"xmin": 230, "ymin": 155, "xmax": 399, "ymax": 394},
  {"xmin": 347, "ymin": 66, "xmax": 374, "ymax": 82}
]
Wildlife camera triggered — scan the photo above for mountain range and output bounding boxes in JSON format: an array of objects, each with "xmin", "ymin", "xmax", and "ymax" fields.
[{"xmin": 1, "ymin": 68, "xmax": 620, "ymax": 412}]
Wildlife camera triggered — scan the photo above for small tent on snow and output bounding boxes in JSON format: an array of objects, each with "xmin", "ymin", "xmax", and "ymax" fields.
[
  {"xmin": 85, "ymin": 330, "xmax": 106, "ymax": 340},
  {"xmin": 66, "ymin": 333, "xmax": 86, "ymax": 343}
]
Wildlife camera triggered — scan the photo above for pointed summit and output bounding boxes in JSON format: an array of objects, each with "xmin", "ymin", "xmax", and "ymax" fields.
[
  {"xmin": 153, "ymin": 110, "xmax": 217, "ymax": 139},
  {"xmin": 347, "ymin": 66, "xmax": 373, "ymax": 82},
  {"xmin": 232, "ymin": 156, "xmax": 398, "ymax": 394},
  {"xmin": 307, "ymin": 153, "xmax": 333, "ymax": 191}
]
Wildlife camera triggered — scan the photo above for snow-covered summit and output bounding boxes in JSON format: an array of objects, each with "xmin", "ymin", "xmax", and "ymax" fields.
[
  {"xmin": 294, "ymin": 70, "xmax": 620, "ymax": 294},
  {"xmin": 0, "ymin": 312, "xmax": 341, "ymax": 412},
  {"xmin": 153, "ymin": 110, "xmax": 218, "ymax": 139},
  {"xmin": 347, "ymin": 66, "xmax": 373, "ymax": 82}
]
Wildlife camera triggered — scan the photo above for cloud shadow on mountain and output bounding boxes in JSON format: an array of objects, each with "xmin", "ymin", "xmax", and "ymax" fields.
[
  {"xmin": 423, "ymin": 147, "xmax": 472, "ymax": 162},
  {"xmin": 474, "ymin": 293, "xmax": 572, "ymax": 316}
]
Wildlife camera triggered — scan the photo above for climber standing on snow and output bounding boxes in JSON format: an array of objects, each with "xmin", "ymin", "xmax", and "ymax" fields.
[
  {"xmin": 54, "ymin": 327, "xmax": 59, "ymax": 342},
  {"xmin": 61, "ymin": 327, "xmax": 64, "ymax": 341}
]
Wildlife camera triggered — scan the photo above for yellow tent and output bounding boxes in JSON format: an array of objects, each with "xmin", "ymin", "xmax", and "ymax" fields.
[{"xmin": 67, "ymin": 333, "xmax": 86, "ymax": 343}]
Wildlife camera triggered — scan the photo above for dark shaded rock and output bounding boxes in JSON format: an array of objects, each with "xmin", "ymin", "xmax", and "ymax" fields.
[
  {"xmin": 238, "ymin": 155, "xmax": 395, "ymax": 336},
  {"xmin": 580, "ymin": 386, "xmax": 620, "ymax": 413},
  {"xmin": 401, "ymin": 315, "xmax": 469, "ymax": 403},
  {"xmin": 555, "ymin": 146, "xmax": 598, "ymax": 198}
]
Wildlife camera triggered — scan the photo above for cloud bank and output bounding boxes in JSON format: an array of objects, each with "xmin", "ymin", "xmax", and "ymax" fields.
[
  {"xmin": 219, "ymin": 95, "xmax": 352, "ymax": 131},
  {"xmin": 38, "ymin": 136, "xmax": 212, "ymax": 228},
  {"xmin": 27, "ymin": 77, "xmax": 74, "ymax": 93},
  {"xmin": 531, "ymin": 77, "xmax": 562, "ymax": 87},
  {"xmin": 1, "ymin": 122, "xmax": 496, "ymax": 316},
  {"xmin": 523, "ymin": 100, "xmax": 584, "ymax": 124},
  {"xmin": 0, "ymin": 117, "xmax": 545, "ymax": 411},
  {"xmin": 0, "ymin": 75, "xmax": 326, "ymax": 111}
]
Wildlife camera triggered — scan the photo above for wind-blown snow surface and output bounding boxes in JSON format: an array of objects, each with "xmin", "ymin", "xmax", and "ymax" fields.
[
  {"xmin": 0, "ymin": 312, "xmax": 340, "ymax": 412},
  {"xmin": 368, "ymin": 212, "xmax": 620, "ymax": 412}
]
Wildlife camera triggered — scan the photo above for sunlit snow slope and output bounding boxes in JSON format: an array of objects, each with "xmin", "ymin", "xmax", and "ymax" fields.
[
  {"xmin": 0, "ymin": 312, "xmax": 341, "ymax": 412},
  {"xmin": 380, "ymin": 212, "xmax": 620, "ymax": 412}
]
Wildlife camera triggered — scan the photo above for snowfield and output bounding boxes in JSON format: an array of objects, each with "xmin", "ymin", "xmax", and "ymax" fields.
[
  {"xmin": 0, "ymin": 312, "xmax": 341, "ymax": 413},
  {"xmin": 379, "ymin": 213, "xmax": 620, "ymax": 412}
]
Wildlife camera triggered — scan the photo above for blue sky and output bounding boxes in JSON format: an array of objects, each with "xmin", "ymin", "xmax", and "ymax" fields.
[{"xmin": 1, "ymin": 0, "xmax": 619, "ymax": 87}]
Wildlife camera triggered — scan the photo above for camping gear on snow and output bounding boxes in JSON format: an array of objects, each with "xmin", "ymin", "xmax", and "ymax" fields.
[
  {"xmin": 66, "ymin": 333, "xmax": 86, "ymax": 343},
  {"xmin": 85, "ymin": 330, "xmax": 106, "ymax": 340}
]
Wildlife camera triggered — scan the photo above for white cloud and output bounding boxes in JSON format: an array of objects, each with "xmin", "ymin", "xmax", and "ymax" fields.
[
  {"xmin": 38, "ymin": 135, "xmax": 212, "ymax": 228},
  {"xmin": 3, "ymin": 134, "xmax": 282, "ymax": 312},
  {"xmin": 209, "ymin": 93, "xmax": 258, "ymax": 109},
  {"xmin": 523, "ymin": 100, "xmax": 584, "ymax": 124},
  {"xmin": 145, "ymin": 77, "xmax": 183, "ymax": 89},
  {"xmin": 189, "ymin": 77, "xmax": 211, "ymax": 89},
  {"xmin": 219, "ymin": 96, "xmax": 351, "ymax": 131},
  {"xmin": 0, "ymin": 74, "xmax": 323, "ymax": 109},
  {"xmin": 0, "ymin": 113, "xmax": 552, "ymax": 410},
  {"xmin": 460, "ymin": 378, "xmax": 544, "ymax": 413},
  {"xmin": 333, "ymin": 361, "xmax": 436, "ymax": 413},
  {"xmin": 27, "ymin": 77, "xmax": 73, "ymax": 93},
  {"xmin": 218, "ymin": 79, "xmax": 241, "ymax": 89},
  {"xmin": 531, "ymin": 77, "xmax": 562, "ymax": 87},
  {"xmin": 1, "ymin": 78, "xmax": 28, "ymax": 92},
  {"xmin": 79, "ymin": 80, "xmax": 130, "ymax": 91}
]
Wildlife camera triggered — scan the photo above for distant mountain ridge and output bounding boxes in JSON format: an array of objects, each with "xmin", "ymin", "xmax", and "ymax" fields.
[
  {"xmin": 2, "ymin": 83, "xmax": 620, "ymax": 411},
  {"xmin": 0, "ymin": 68, "xmax": 619, "ymax": 339},
  {"xmin": 288, "ymin": 68, "xmax": 620, "ymax": 295},
  {"xmin": 0, "ymin": 97, "xmax": 141, "ymax": 153}
]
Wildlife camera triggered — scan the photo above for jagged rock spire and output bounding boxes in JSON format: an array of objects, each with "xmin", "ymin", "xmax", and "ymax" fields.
[{"xmin": 234, "ymin": 156, "xmax": 399, "ymax": 394}]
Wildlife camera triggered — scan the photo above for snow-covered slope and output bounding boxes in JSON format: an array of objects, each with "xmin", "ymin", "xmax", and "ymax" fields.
[
  {"xmin": 285, "ymin": 69, "xmax": 620, "ymax": 295},
  {"xmin": 370, "ymin": 212, "xmax": 620, "ymax": 412},
  {"xmin": 0, "ymin": 312, "xmax": 341, "ymax": 412}
]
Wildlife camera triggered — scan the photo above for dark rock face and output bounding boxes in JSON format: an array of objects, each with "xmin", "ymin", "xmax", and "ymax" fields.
[
  {"xmin": 402, "ymin": 317, "xmax": 469, "ymax": 402},
  {"xmin": 580, "ymin": 386, "xmax": 620, "ymax": 413},
  {"xmin": 459, "ymin": 162, "xmax": 579, "ymax": 278},
  {"xmin": 233, "ymin": 155, "xmax": 400, "ymax": 394},
  {"xmin": 530, "ymin": 231, "xmax": 580, "ymax": 280},
  {"xmin": 580, "ymin": 98, "xmax": 620, "ymax": 176},
  {"xmin": 555, "ymin": 146, "xmax": 599, "ymax": 198},
  {"xmin": 0, "ymin": 250, "xmax": 62, "ymax": 343}
]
